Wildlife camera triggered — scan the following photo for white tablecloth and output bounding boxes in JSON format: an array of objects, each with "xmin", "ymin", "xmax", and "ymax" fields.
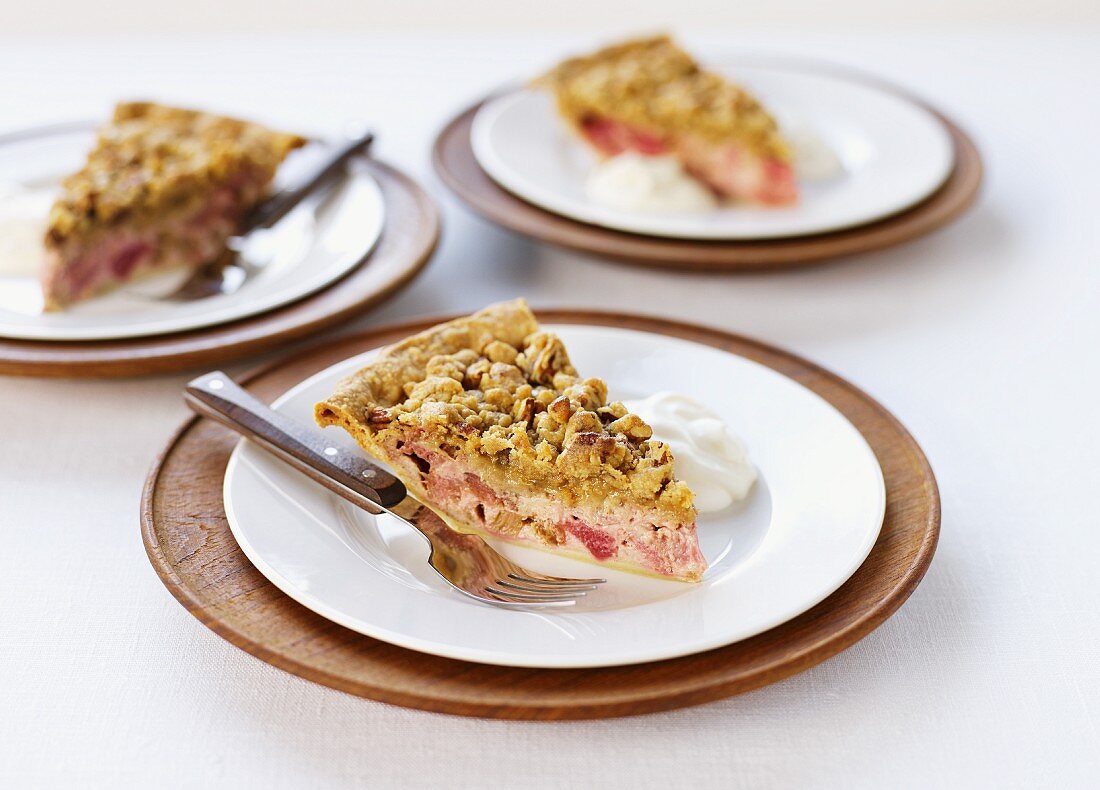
[{"xmin": 1, "ymin": 30, "xmax": 1097, "ymax": 789}]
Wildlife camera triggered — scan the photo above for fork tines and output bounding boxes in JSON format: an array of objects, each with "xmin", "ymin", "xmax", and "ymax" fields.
[{"xmin": 484, "ymin": 573, "xmax": 606, "ymax": 606}]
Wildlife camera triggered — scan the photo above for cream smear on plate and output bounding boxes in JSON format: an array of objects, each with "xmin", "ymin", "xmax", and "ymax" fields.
[
  {"xmin": 585, "ymin": 153, "xmax": 717, "ymax": 214},
  {"xmin": 623, "ymin": 392, "xmax": 757, "ymax": 513},
  {"xmin": 0, "ymin": 185, "xmax": 51, "ymax": 278},
  {"xmin": 787, "ymin": 125, "xmax": 845, "ymax": 182}
]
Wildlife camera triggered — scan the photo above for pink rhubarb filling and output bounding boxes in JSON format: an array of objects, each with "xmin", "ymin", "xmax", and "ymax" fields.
[
  {"xmin": 579, "ymin": 115, "xmax": 797, "ymax": 206},
  {"xmin": 388, "ymin": 437, "xmax": 706, "ymax": 581},
  {"xmin": 43, "ymin": 182, "xmax": 252, "ymax": 309}
]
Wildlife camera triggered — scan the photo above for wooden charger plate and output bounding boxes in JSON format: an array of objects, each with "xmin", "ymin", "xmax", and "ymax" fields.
[
  {"xmin": 142, "ymin": 310, "xmax": 939, "ymax": 720},
  {"xmin": 0, "ymin": 159, "xmax": 439, "ymax": 378},
  {"xmin": 433, "ymin": 81, "xmax": 982, "ymax": 270}
]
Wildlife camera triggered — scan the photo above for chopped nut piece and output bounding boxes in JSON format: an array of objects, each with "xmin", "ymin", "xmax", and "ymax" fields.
[
  {"xmin": 607, "ymin": 413, "xmax": 653, "ymax": 440},
  {"xmin": 515, "ymin": 397, "xmax": 536, "ymax": 425},
  {"xmin": 483, "ymin": 340, "xmax": 518, "ymax": 365},
  {"xmin": 522, "ymin": 332, "xmax": 576, "ymax": 385},
  {"xmin": 548, "ymin": 395, "xmax": 573, "ymax": 423}
]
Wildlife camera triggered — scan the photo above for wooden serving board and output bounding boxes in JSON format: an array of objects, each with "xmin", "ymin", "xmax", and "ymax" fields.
[
  {"xmin": 0, "ymin": 159, "xmax": 439, "ymax": 378},
  {"xmin": 433, "ymin": 82, "xmax": 982, "ymax": 270},
  {"xmin": 142, "ymin": 311, "xmax": 939, "ymax": 720}
]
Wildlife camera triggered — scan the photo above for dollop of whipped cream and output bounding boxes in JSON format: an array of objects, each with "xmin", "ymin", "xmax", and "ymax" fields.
[
  {"xmin": 585, "ymin": 153, "xmax": 717, "ymax": 214},
  {"xmin": 788, "ymin": 125, "xmax": 844, "ymax": 182},
  {"xmin": 623, "ymin": 392, "xmax": 757, "ymax": 513},
  {"xmin": 0, "ymin": 185, "xmax": 51, "ymax": 278}
]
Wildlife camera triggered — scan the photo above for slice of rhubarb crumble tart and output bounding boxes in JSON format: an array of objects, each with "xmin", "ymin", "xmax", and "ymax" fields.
[
  {"xmin": 538, "ymin": 35, "xmax": 797, "ymax": 206},
  {"xmin": 41, "ymin": 102, "xmax": 305, "ymax": 310},
  {"xmin": 315, "ymin": 299, "xmax": 707, "ymax": 582}
]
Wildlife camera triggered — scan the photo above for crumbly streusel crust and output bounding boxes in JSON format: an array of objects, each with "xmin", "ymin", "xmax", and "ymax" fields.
[
  {"xmin": 45, "ymin": 102, "xmax": 305, "ymax": 246},
  {"xmin": 537, "ymin": 35, "xmax": 791, "ymax": 161},
  {"xmin": 315, "ymin": 299, "xmax": 695, "ymax": 515}
]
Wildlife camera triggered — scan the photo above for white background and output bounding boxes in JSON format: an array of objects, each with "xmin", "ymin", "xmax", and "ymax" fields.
[
  {"xmin": 1, "ymin": 8, "xmax": 1099, "ymax": 790},
  {"xmin": 2, "ymin": 0, "xmax": 1098, "ymax": 34}
]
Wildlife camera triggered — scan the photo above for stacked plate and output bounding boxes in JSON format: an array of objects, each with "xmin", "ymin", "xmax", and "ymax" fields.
[
  {"xmin": 144, "ymin": 313, "xmax": 939, "ymax": 717},
  {"xmin": 0, "ymin": 125, "xmax": 439, "ymax": 377},
  {"xmin": 434, "ymin": 61, "xmax": 981, "ymax": 269},
  {"xmin": 221, "ymin": 323, "xmax": 887, "ymax": 668}
]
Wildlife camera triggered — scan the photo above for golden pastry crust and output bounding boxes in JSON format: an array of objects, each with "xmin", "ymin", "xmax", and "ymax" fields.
[
  {"xmin": 315, "ymin": 299, "xmax": 695, "ymax": 515},
  {"xmin": 45, "ymin": 102, "xmax": 305, "ymax": 246},
  {"xmin": 537, "ymin": 35, "xmax": 791, "ymax": 162}
]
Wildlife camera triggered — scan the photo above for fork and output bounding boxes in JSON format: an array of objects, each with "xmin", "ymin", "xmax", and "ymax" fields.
[
  {"xmin": 184, "ymin": 371, "xmax": 605, "ymax": 609},
  {"xmin": 167, "ymin": 131, "xmax": 374, "ymax": 302}
]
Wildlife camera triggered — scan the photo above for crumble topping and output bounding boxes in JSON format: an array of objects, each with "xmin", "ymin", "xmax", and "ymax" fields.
[
  {"xmin": 316, "ymin": 299, "xmax": 694, "ymax": 511},
  {"xmin": 46, "ymin": 102, "xmax": 305, "ymax": 245},
  {"xmin": 537, "ymin": 35, "xmax": 791, "ymax": 162}
]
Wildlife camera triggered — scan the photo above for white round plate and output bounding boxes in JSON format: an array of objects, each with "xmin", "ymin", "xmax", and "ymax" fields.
[
  {"xmin": 471, "ymin": 63, "xmax": 955, "ymax": 240},
  {"xmin": 0, "ymin": 124, "xmax": 384, "ymax": 341},
  {"xmin": 223, "ymin": 325, "xmax": 886, "ymax": 668}
]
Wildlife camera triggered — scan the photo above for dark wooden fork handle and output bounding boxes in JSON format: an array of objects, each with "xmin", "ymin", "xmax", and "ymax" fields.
[{"xmin": 184, "ymin": 371, "xmax": 407, "ymax": 511}]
